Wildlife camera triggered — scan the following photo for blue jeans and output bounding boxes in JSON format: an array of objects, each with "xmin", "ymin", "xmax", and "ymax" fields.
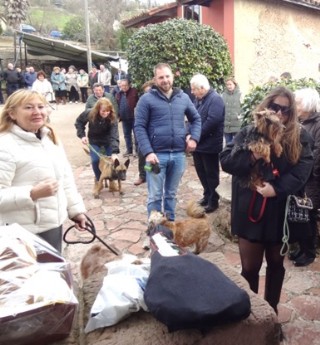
[
  {"xmin": 90, "ymin": 144, "xmax": 112, "ymax": 181},
  {"xmin": 104, "ymin": 85, "xmax": 110, "ymax": 93},
  {"xmin": 146, "ymin": 152, "xmax": 186, "ymax": 221},
  {"xmin": 122, "ymin": 119, "xmax": 135, "ymax": 153}
]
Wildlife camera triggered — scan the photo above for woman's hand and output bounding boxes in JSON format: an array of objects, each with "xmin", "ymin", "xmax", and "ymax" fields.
[
  {"xmin": 72, "ymin": 214, "xmax": 87, "ymax": 231},
  {"xmin": 81, "ymin": 137, "xmax": 88, "ymax": 145},
  {"xmin": 256, "ymin": 182, "xmax": 276, "ymax": 198},
  {"xmin": 30, "ymin": 178, "xmax": 59, "ymax": 201}
]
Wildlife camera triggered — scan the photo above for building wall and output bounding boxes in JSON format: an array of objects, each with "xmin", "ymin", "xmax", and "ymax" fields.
[
  {"xmin": 201, "ymin": 0, "xmax": 235, "ymax": 63},
  {"xmin": 234, "ymin": 0, "xmax": 320, "ymax": 95}
]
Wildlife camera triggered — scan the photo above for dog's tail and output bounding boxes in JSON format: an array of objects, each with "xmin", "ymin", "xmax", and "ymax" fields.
[{"xmin": 186, "ymin": 200, "xmax": 206, "ymax": 219}]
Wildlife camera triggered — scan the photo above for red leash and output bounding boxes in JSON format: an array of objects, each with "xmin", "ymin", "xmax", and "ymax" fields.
[{"xmin": 248, "ymin": 190, "xmax": 267, "ymax": 223}]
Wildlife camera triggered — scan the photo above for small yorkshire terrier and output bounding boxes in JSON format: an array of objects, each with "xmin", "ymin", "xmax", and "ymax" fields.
[
  {"xmin": 148, "ymin": 201, "xmax": 211, "ymax": 254},
  {"xmin": 247, "ymin": 109, "xmax": 284, "ymax": 189}
]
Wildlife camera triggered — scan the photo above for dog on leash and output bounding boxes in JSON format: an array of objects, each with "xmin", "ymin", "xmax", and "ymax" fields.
[
  {"xmin": 246, "ymin": 109, "xmax": 284, "ymax": 189},
  {"xmin": 148, "ymin": 201, "xmax": 211, "ymax": 254},
  {"xmin": 80, "ymin": 244, "xmax": 116, "ymax": 280},
  {"xmin": 93, "ymin": 156, "xmax": 130, "ymax": 198}
]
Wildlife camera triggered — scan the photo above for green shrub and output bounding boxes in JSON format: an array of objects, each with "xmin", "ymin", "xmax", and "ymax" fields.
[
  {"xmin": 127, "ymin": 18, "xmax": 232, "ymax": 91},
  {"xmin": 241, "ymin": 78, "xmax": 320, "ymax": 127}
]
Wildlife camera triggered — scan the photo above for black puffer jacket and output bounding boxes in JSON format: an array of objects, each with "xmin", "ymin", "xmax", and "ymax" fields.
[
  {"xmin": 194, "ymin": 88, "xmax": 225, "ymax": 154},
  {"xmin": 220, "ymin": 125, "xmax": 314, "ymax": 243},
  {"xmin": 301, "ymin": 112, "xmax": 320, "ymax": 209},
  {"xmin": 74, "ymin": 110, "xmax": 120, "ymax": 153}
]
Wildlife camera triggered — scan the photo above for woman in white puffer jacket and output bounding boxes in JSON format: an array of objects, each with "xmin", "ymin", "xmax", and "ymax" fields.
[{"xmin": 0, "ymin": 89, "xmax": 87, "ymax": 252}]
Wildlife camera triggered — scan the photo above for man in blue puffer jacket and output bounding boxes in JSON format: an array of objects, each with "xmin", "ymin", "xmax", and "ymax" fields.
[{"xmin": 134, "ymin": 63, "xmax": 201, "ymax": 221}]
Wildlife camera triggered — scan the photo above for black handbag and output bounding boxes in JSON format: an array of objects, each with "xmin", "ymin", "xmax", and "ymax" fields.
[
  {"xmin": 281, "ymin": 194, "xmax": 313, "ymax": 256},
  {"xmin": 287, "ymin": 194, "xmax": 313, "ymax": 223}
]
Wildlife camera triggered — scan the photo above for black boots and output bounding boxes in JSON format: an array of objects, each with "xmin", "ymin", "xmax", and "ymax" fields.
[
  {"xmin": 241, "ymin": 271, "xmax": 259, "ymax": 294},
  {"xmin": 264, "ymin": 266, "xmax": 285, "ymax": 314},
  {"xmin": 293, "ymin": 254, "xmax": 315, "ymax": 267}
]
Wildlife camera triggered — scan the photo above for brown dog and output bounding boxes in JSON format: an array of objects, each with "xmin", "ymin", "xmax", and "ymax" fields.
[
  {"xmin": 93, "ymin": 156, "xmax": 130, "ymax": 198},
  {"xmin": 80, "ymin": 244, "xmax": 115, "ymax": 280},
  {"xmin": 249, "ymin": 109, "xmax": 284, "ymax": 162},
  {"xmin": 247, "ymin": 109, "xmax": 284, "ymax": 189},
  {"xmin": 80, "ymin": 244, "xmax": 144, "ymax": 280},
  {"xmin": 148, "ymin": 201, "xmax": 211, "ymax": 254}
]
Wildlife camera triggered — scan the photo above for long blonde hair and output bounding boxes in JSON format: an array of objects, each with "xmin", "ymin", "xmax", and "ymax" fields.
[
  {"xmin": 89, "ymin": 97, "xmax": 116, "ymax": 123},
  {"xmin": 255, "ymin": 86, "xmax": 301, "ymax": 164},
  {"xmin": 0, "ymin": 89, "xmax": 58, "ymax": 144}
]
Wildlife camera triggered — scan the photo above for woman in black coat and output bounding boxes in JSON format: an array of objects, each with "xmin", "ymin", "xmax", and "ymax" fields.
[
  {"xmin": 291, "ymin": 88, "xmax": 320, "ymax": 266},
  {"xmin": 75, "ymin": 97, "xmax": 120, "ymax": 192},
  {"xmin": 220, "ymin": 87, "xmax": 313, "ymax": 315}
]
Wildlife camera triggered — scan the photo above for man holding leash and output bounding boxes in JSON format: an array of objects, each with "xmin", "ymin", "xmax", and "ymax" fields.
[{"xmin": 134, "ymin": 63, "xmax": 201, "ymax": 221}]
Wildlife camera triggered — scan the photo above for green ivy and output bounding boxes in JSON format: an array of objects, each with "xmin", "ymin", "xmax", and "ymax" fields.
[
  {"xmin": 126, "ymin": 18, "xmax": 232, "ymax": 91},
  {"xmin": 241, "ymin": 78, "xmax": 320, "ymax": 127}
]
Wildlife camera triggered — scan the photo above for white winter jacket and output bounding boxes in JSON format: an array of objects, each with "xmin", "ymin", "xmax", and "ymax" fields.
[{"xmin": 0, "ymin": 125, "xmax": 86, "ymax": 234}]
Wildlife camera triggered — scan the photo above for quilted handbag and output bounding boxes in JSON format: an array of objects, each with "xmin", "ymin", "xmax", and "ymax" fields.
[{"xmin": 287, "ymin": 194, "xmax": 313, "ymax": 223}]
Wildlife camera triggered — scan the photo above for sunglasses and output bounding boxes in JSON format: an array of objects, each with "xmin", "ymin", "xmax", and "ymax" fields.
[{"xmin": 269, "ymin": 102, "xmax": 290, "ymax": 115}]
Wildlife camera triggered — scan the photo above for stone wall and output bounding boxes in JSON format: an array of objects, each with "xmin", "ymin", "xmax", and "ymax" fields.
[{"xmin": 234, "ymin": 0, "xmax": 320, "ymax": 95}]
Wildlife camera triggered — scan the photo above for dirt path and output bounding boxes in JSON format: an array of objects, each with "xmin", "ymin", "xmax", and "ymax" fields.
[{"xmin": 49, "ymin": 103, "xmax": 92, "ymax": 167}]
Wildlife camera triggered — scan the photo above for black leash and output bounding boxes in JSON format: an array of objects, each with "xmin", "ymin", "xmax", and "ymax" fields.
[{"xmin": 63, "ymin": 215, "xmax": 120, "ymax": 256}]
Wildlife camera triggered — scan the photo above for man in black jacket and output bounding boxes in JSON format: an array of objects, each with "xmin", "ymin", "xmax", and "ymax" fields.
[
  {"xmin": 190, "ymin": 74, "xmax": 225, "ymax": 213},
  {"xmin": 116, "ymin": 78, "xmax": 139, "ymax": 157},
  {"xmin": 3, "ymin": 63, "xmax": 21, "ymax": 96}
]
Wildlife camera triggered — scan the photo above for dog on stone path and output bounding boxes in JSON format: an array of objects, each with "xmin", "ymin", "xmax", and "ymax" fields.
[
  {"xmin": 93, "ymin": 156, "xmax": 130, "ymax": 198},
  {"xmin": 148, "ymin": 201, "xmax": 211, "ymax": 254},
  {"xmin": 80, "ymin": 244, "xmax": 144, "ymax": 280}
]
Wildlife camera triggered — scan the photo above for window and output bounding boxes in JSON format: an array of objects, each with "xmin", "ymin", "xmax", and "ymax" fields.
[{"xmin": 183, "ymin": 5, "xmax": 200, "ymax": 22}]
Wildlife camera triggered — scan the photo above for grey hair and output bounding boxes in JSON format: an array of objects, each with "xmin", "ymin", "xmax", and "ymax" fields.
[
  {"xmin": 190, "ymin": 74, "xmax": 210, "ymax": 91},
  {"xmin": 294, "ymin": 88, "xmax": 320, "ymax": 113}
]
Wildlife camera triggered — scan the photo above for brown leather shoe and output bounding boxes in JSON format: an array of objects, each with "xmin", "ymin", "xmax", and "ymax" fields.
[{"xmin": 134, "ymin": 178, "xmax": 146, "ymax": 186}]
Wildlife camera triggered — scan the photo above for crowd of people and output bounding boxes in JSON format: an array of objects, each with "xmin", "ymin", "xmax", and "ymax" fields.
[
  {"xmin": 0, "ymin": 60, "xmax": 319, "ymax": 338},
  {"xmin": 0, "ymin": 62, "xmax": 126, "ymax": 105}
]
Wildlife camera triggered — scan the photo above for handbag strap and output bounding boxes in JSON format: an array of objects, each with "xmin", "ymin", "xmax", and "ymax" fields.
[
  {"xmin": 248, "ymin": 190, "xmax": 267, "ymax": 223},
  {"xmin": 280, "ymin": 196, "xmax": 290, "ymax": 256}
]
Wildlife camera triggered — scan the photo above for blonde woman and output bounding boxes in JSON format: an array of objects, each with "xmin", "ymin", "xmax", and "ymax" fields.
[{"xmin": 0, "ymin": 90, "xmax": 87, "ymax": 252}]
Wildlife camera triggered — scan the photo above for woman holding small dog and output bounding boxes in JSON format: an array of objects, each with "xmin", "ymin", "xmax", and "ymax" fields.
[
  {"xmin": 220, "ymin": 87, "xmax": 314, "ymax": 317},
  {"xmin": 0, "ymin": 89, "xmax": 87, "ymax": 252},
  {"xmin": 75, "ymin": 97, "xmax": 120, "ymax": 193}
]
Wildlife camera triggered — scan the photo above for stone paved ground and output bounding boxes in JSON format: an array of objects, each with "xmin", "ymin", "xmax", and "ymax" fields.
[
  {"xmin": 1, "ymin": 102, "xmax": 318, "ymax": 345},
  {"xmin": 63, "ymin": 154, "xmax": 320, "ymax": 345},
  {"xmin": 49, "ymin": 103, "xmax": 320, "ymax": 345}
]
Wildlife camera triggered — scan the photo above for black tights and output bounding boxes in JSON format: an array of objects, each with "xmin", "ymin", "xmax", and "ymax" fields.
[{"xmin": 238, "ymin": 237, "xmax": 284, "ymax": 293}]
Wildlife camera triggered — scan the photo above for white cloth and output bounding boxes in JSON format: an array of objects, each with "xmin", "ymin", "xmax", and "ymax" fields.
[{"xmin": 0, "ymin": 125, "xmax": 86, "ymax": 234}]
